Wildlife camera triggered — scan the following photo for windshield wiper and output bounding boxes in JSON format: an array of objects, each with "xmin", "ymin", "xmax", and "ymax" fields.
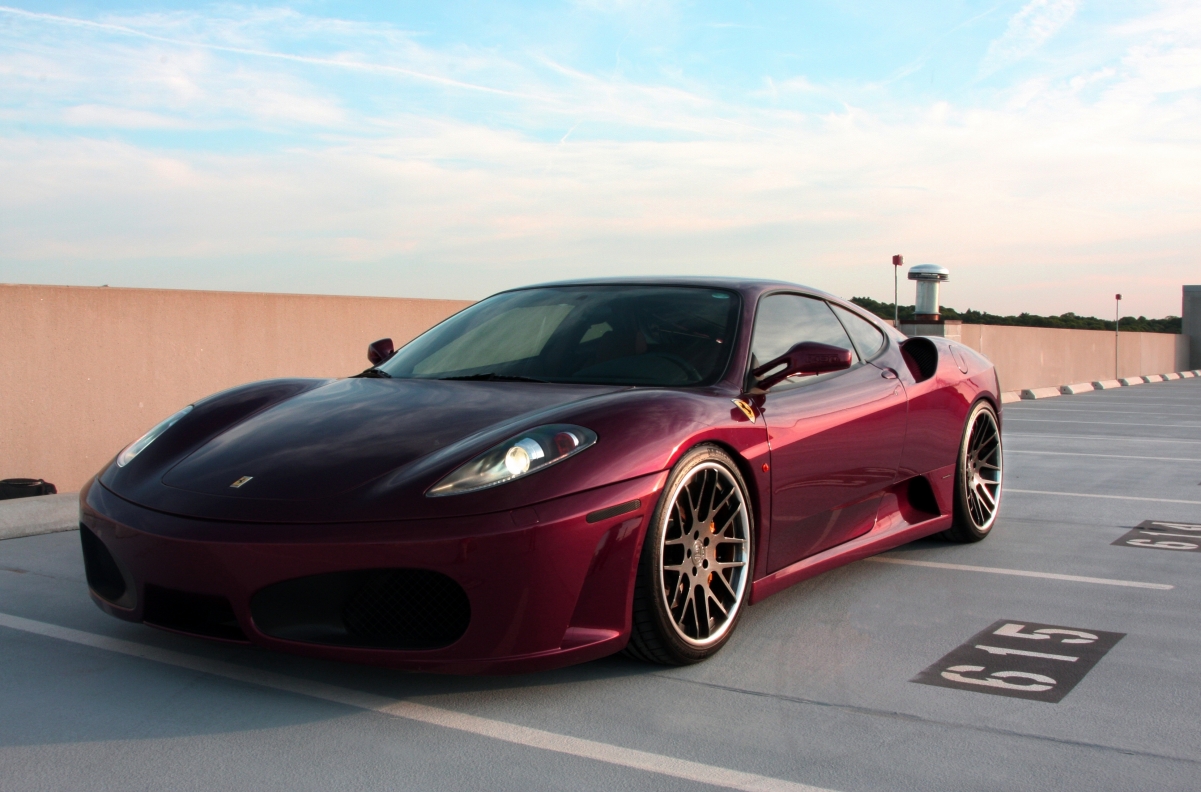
[
  {"xmin": 355, "ymin": 368, "xmax": 392, "ymax": 378},
  {"xmin": 437, "ymin": 373, "xmax": 549, "ymax": 383}
]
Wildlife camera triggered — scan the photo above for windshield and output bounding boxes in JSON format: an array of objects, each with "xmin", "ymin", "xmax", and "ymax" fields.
[{"xmin": 379, "ymin": 286, "xmax": 741, "ymax": 387}]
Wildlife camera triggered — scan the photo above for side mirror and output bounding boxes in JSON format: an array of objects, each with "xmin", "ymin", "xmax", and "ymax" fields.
[
  {"xmin": 752, "ymin": 342, "xmax": 852, "ymax": 391},
  {"xmin": 367, "ymin": 338, "xmax": 395, "ymax": 366}
]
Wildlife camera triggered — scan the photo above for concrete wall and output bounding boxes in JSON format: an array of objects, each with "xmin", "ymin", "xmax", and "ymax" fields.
[
  {"xmin": 1184, "ymin": 285, "xmax": 1201, "ymax": 369},
  {"xmin": 1, "ymin": 284, "xmax": 472, "ymax": 492},
  {"xmin": 1, "ymin": 283, "xmax": 1191, "ymax": 492},
  {"xmin": 958, "ymin": 323, "xmax": 1189, "ymax": 392}
]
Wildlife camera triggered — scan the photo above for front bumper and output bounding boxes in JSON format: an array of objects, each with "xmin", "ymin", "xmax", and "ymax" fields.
[{"xmin": 80, "ymin": 471, "xmax": 666, "ymax": 674}]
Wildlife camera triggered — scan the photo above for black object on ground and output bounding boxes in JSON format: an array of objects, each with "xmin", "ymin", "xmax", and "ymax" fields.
[
  {"xmin": 1113, "ymin": 520, "xmax": 1201, "ymax": 553},
  {"xmin": 0, "ymin": 479, "xmax": 58, "ymax": 500},
  {"xmin": 912, "ymin": 619, "xmax": 1125, "ymax": 703}
]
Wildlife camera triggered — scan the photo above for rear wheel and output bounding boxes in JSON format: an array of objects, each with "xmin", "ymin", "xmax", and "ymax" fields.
[
  {"xmin": 943, "ymin": 401, "xmax": 1003, "ymax": 543},
  {"xmin": 625, "ymin": 446, "xmax": 753, "ymax": 665}
]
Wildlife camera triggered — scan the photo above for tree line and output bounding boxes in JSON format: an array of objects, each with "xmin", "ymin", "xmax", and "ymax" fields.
[{"xmin": 849, "ymin": 296, "xmax": 1182, "ymax": 334}]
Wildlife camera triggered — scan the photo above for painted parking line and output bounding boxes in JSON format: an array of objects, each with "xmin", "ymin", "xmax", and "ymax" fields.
[
  {"xmin": 1113, "ymin": 521, "xmax": 1201, "ymax": 553},
  {"xmin": 1005, "ymin": 450, "xmax": 1201, "ymax": 463},
  {"xmin": 1008, "ymin": 408, "xmax": 1201, "ymax": 417},
  {"xmin": 865, "ymin": 557, "xmax": 1173, "ymax": 590},
  {"xmin": 0, "ymin": 612, "xmax": 836, "ymax": 792},
  {"xmin": 912, "ymin": 620, "xmax": 1125, "ymax": 703},
  {"xmin": 1004, "ymin": 433, "xmax": 1201, "ymax": 445},
  {"xmin": 1006, "ymin": 419, "xmax": 1201, "ymax": 429},
  {"xmin": 1005, "ymin": 488, "xmax": 1201, "ymax": 505}
]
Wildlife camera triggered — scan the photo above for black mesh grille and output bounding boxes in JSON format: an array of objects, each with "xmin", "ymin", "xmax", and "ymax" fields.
[
  {"xmin": 250, "ymin": 569, "xmax": 470, "ymax": 650},
  {"xmin": 79, "ymin": 524, "xmax": 127, "ymax": 604},
  {"xmin": 143, "ymin": 585, "xmax": 247, "ymax": 642}
]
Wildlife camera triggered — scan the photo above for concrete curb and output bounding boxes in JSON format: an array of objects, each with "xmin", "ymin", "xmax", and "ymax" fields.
[
  {"xmin": 0, "ymin": 493, "xmax": 79, "ymax": 541},
  {"xmin": 1002, "ymin": 370, "xmax": 1196, "ymax": 410}
]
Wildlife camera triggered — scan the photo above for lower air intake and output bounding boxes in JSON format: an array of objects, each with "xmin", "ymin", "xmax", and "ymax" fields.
[
  {"xmin": 143, "ymin": 585, "xmax": 247, "ymax": 641},
  {"xmin": 250, "ymin": 569, "xmax": 471, "ymax": 650},
  {"xmin": 80, "ymin": 524, "xmax": 128, "ymax": 605}
]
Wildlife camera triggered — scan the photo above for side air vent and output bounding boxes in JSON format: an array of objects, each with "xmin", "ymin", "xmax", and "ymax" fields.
[
  {"xmin": 143, "ymin": 585, "xmax": 247, "ymax": 642},
  {"xmin": 250, "ymin": 569, "xmax": 471, "ymax": 650},
  {"xmin": 80, "ymin": 524, "xmax": 129, "ymax": 605},
  {"xmin": 907, "ymin": 476, "xmax": 941, "ymax": 516},
  {"xmin": 901, "ymin": 337, "xmax": 939, "ymax": 382}
]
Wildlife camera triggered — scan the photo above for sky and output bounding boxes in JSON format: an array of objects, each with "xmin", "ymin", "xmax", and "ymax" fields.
[{"xmin": 1, "ymin": 1, "xmax": 1198, "ymax": 318}]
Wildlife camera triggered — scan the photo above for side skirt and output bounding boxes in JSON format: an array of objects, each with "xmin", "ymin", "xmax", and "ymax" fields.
[{"xmin": 750, "ymin": 478, "xmax": 953, "ymax": 603}]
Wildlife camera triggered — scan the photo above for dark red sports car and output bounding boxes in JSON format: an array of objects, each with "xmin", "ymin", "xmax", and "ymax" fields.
[{"xmin": 80, "ymin": 278, "xmax": 1002, "ymax": 673}]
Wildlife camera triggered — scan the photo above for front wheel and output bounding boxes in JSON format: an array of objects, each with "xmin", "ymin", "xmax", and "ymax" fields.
[
  {"xmin": 625, "ymin": 446, "xmax": 753, "ymax": 665},
  {"xmin": 943, "ymin": 400, "xmax": 1003, "ymax": 543}
]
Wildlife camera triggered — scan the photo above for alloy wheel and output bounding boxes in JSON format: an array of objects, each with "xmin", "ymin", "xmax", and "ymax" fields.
[
  {"xmin": 658, "ymin": 462, "xmax": 750, "ymax": 647},
  {"xmin": 963, "ymin": 406, "xmax": 1003, "ymax": 531}
]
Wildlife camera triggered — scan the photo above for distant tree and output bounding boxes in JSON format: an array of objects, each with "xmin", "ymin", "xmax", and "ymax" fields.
[{"xmin": 849, "ymin": 297, "xmax": 1182, "ymax": 334}]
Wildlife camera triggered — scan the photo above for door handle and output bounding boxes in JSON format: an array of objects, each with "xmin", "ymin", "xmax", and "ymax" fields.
[{"xmin": 880, "ymin": 367, "xmax": 898, "ymax": 379}]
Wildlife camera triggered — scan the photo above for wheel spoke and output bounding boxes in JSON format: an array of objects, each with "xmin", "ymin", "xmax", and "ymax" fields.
[
  {"xmin": 975, "ymin": 482, "xmax": 996, "ymax": 510},
  {"xmin": 706, "ymin": 589, "xmax": 730, "ymax": 618}
]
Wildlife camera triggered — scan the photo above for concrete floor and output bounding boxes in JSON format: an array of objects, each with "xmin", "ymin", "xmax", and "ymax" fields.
[{"xmin": 2, "ymin": 379, "xmax": 1198, "ymax": 791}]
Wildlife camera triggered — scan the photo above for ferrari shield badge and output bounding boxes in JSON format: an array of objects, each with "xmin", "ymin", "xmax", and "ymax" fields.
[
  {"xmin": 229, "ymin": 476, "xmax": 254, "ymax": 489},
  {"xmin": 731, "ymin": 399, "xmax": 757, "ymax": 423}
]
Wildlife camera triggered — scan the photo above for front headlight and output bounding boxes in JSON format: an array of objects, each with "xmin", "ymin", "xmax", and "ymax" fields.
[
  {"xmin": 116, "ymin": 405, "xmax": 194, "ymax": 467},
  {"xmin": 426, "ymin": 424, "xmax": 597, "ymax": 497}
]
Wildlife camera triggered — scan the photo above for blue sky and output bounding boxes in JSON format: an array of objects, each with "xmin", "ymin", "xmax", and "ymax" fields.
[{"xmin": 1, "ymin": 1, "xmax": 1198, "ymax": 317}]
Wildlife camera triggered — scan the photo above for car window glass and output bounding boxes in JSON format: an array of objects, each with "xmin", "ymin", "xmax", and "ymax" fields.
[
  {"xmin": 383, "ymin": 286, "xmax": 740, "ymax": 387},
  {"xmin": 750, "ymin": 294, "xmax": 859, "ymax": 389},
  {"xmin": 830, "ymin": 304, "xmax": 886, "ymax": 360},
  {"xmin": 413, "ymin": 305, "xmax": 574, "ymax": 375}
]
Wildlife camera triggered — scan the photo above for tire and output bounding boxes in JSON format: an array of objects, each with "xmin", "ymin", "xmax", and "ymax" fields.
[
  {"xmin": 943, "ymin": 400, "xmax": 1003, "ymax": 543},
  {"xmin": 625, "ymin": 445, "xmax": 753, "ymax": 665}
]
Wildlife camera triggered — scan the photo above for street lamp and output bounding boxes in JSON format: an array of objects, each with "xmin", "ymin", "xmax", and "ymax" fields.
[
  {"xmin": 1114, "ymin": 294, "xmax": 1122, "ymax": 379},
  {"xmin": 892, "ymin": 254, "xmax": 903, "ymax": 326}
]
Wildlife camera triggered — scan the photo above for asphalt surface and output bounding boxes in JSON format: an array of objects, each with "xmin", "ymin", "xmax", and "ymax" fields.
[{"xmin": 2, "ymin": 378, "xmax": 1199, "ymax": 791}]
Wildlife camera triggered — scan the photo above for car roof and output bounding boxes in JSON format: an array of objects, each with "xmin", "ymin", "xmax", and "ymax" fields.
[{"xmin": 504, "ymin": 276, "xmax": 844, "ymax": 304}]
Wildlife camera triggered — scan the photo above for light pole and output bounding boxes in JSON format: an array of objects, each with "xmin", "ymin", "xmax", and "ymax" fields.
[
  {"xmin": 1114, "ymin": 293, "xmax": 1122, "ymax": 379},
  {"xmin": 892, "ymin": 254, "xmax": 903, "ymax": 326}
]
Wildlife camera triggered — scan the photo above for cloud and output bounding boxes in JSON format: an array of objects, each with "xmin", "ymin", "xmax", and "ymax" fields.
[
  {"xmin": 981, "ymin": 0, "xmax": 1080, "ymax": 76},
  {"xmin": 0, "ymin": 3, "xmax": 1198, "ymax": 317}
]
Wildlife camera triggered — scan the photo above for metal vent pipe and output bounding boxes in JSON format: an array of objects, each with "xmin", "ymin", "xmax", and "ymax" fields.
[{"xmin": 908, "ymin": 264, "xmax": 950, "ymax": 322}]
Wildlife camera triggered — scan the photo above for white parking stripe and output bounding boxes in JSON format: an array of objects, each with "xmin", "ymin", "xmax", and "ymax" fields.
[
  {"xmin": 1005, "ymin": 433, "xmax": 1201, "ymax": 445},
  {"xmin": 1005, "ymin": 450, "xmax": 1201, "ymax": 463},
  {"xmin": 1006, "ymin": 418, "xmax": 1201, "ymax": 429},
  {"xmin": 865, "ymin": 558, "xmax": 1173, "ymax": 590},
  {"xmin": 0, "ymin": 612, "xmax": 836, "ymax": 792},
  {"xmin": 1006, "ymin": 488, "xmax": 1201, "ymax": 505},
  {"xmin": 1010, "ymin": 408, "xmax": 1201, "ymax": 418}
]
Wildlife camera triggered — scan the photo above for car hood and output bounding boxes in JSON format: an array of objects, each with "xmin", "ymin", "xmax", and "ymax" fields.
[{"xmin": 160, "ymin": 377, "xmax": 623, "ymax": 502}]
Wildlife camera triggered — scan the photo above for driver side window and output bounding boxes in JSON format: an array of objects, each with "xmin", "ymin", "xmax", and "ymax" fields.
[{"xmin": 750, "ymin": 294, "xmax": 859, "ymax": 390}]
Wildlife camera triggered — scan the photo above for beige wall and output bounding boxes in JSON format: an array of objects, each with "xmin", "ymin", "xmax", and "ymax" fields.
[
  {"xmin": 958, "ymin": 323, "xmax": 1189, "ymax": 392},
  {"xmin": 2, "ymin": 284, "xmax": 1191, "ymax": 493},
  {"xmin": 1, "ymin": 284, "xmax": 472, "ymax": 492}
]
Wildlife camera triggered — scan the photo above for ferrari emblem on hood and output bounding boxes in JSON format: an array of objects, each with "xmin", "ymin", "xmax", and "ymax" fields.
[
  {"xmin": 229, "ymin": 476, "xmax": 254, "ymax": 489},
  {"xmin": 731, "ymin": 399, "xmax": 757, "ymax": 423}
]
